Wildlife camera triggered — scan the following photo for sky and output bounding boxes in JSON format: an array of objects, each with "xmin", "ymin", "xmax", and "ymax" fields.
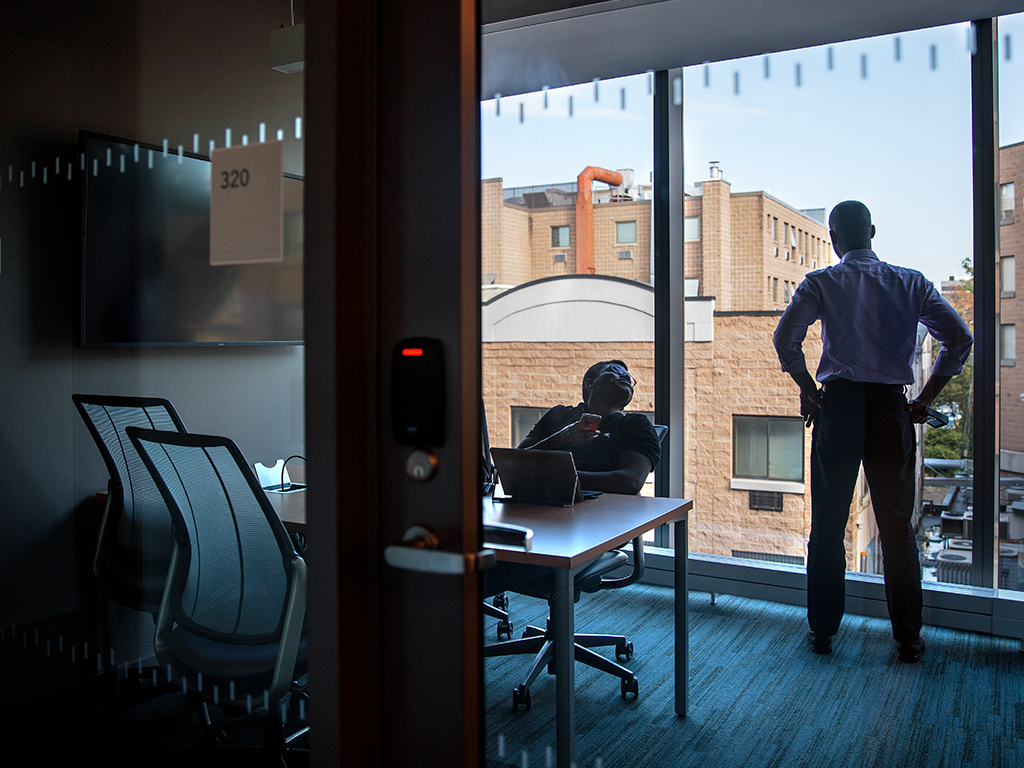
[{"xmin": 481, "ymin": 15, "xmax": 1024, "ymax": 286}]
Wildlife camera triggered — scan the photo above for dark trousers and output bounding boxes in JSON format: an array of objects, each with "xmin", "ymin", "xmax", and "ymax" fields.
[{"xmin": 807, "ymin": 379, "xmax": 922, "ymax": 643}]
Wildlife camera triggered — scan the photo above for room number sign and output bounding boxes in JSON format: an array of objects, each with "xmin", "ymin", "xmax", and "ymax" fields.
[{"xmin": 210, "ymin": 141, "xmax": 284, "ymax": 265}]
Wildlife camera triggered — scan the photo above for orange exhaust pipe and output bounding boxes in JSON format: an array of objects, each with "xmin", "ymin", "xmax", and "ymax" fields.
[{"xmin": 575, "ymin": 166, "xmax": 623, "ymax": 274}]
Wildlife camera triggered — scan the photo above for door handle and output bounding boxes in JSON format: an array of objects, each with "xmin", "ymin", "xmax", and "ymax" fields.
[{"xmin": 385, "ymin": 525, "xmax": 497, "ymax": 575}]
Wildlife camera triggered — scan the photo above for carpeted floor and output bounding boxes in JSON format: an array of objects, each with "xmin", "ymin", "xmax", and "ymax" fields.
[{"xmin": 484, "ymin": 585, "xmax": 1024, "ymax": 768}]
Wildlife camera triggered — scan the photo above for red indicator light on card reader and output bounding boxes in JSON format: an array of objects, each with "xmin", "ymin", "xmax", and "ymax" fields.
[{"xmin": 401, "ymin": 347, "xmax": 424, "ymax": 357}]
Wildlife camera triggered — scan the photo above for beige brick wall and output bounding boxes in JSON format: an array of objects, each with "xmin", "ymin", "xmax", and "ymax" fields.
[
  {"xmin": 684, "ymin": 315, "xmax": 822, "ymax": 560},
  {"xmin": 700, "ymin": 179, "xmax": 733, "ymax": 309},
  {"xmin": 592, "ymin": 200, "xmax": 652, "ymax": 283}
]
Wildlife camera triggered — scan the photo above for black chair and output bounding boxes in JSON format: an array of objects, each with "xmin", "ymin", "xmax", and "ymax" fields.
[
  {"xmin": 127, "ymin": 427, "xmax": 308, "ymax": 762},
  {"xmin": 484, "ymin": 425, "xmax": 667, "ymax": 711},
  {"xmin": 73, "ymin": 394, "xmax": 188, "ymax": 616}
]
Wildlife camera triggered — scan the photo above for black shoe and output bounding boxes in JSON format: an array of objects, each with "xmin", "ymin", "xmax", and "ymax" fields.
[
  {"xmin": 896, "ymin": 636, "xmax": 925, "ymax": 663},
  {"xmin": 807, "ymin": 630, "xmax": 832, "ymax": 654}
]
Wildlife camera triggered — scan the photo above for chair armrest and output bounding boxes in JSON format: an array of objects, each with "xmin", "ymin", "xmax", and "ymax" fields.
[{"xmin": 598, "ymin": 535, "xmax": 645, "ymax": 589}]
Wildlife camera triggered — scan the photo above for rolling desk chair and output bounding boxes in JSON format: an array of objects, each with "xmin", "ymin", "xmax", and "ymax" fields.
[
  {"xmin": 72, "ymin": 394, "xmax": 188, "ymax": 616},
  {"xmin": 484, "ymin": 424, "xmax": 667, "ymax": 711},
  {"xmin": 127, "ymin": 427, "xmax": 308, "ymax": 761}
]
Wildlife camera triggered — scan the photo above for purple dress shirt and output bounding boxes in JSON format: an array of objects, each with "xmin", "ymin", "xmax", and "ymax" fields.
[{"xmin": 773, "ymin": 249, "xmax": 973, "ymax": 385}]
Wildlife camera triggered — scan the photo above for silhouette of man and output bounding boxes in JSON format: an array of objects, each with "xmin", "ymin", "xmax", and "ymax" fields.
[
  {"xmin": 773, "ymin": 200, "xmax": 973, "ymax": 662},
  {"xmin": 519, "ymin": 360, "xmax": 661, "ymax": 494}
]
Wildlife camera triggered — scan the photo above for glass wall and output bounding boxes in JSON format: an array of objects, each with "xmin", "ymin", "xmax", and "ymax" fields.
[
  {"xmin": 0, "ymin": 0, "xmax": 307, "ymax": 756},
  {"xmin": 681, "ymin": 24, "xmax": 974, "ymax": 574},
  {"xmin": 480, "ymin": 74, "xmax": 658, "ymax": 494},
  {"xmin": 998, "ymin": 13, "xmax": 1024, "ymax": 593}
]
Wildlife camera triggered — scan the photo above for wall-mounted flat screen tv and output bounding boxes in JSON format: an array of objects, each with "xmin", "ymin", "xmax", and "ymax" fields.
[{"xmin": 79, "ymin": 131, "xmax": 303, "ymax": 347}]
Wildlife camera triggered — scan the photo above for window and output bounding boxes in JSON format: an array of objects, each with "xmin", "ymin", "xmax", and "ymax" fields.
[
  {"xmin": 733, "ymin": 416, "xmax": 804, "ymax": 482},
  {"xmin": 553, "ymin": 252, "xmax": 567, "ymax": 263},
  {"xmin": 618, "ymin": 249, "xmax": 633, "ymax": 260},
  {"xmin": 551, "ymin": 225, "xmax": 570, "ymax": 248},
  {"xmin": 772, "ymin": 277, "xmax": 778, "ymax": 302},
  {"xmin": 1001, "ymin": 182, "xmax": 1015, "ymax": 225},
  {"xmin": 783, "ymin": 281, "xmax": 790, "ymax": 302},
  {"xmin": 616, "ymin": 220, "xmax": 637, "ymax": 244},
  {"xmin": 684, "ymin": 216, "xmax": 700, "ymax": 241},
  {"xmin": 1001, "ymin": 324, "xmax": 1016, "ymax": 366},
  {"xmin": 510, "ymin": 406, "xmax": 548, "ymax": 448},
  {"xmin": 771, "ymin": 217, "xmax": 778, "ymax": 241},
  {"xmin": 1001, "ymin": 255, "xmax": 1015, "ymax": 298}
]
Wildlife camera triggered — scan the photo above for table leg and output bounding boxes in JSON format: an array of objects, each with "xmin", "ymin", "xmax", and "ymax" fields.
[
  {"xmin": 553, "ymin": 566, "xmax": 575, "ymax": 768},
  {"xmin": 674, "ymin": 515, "xmax": 689, "ymax": 716}
]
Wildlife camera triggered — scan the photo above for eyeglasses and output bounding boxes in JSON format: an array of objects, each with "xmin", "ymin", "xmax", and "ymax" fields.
[{"xmin": 607, "ymin": 364, "xmax": 637, "ymax": 388}]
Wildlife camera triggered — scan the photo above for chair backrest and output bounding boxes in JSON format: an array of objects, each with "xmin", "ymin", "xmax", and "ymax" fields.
[
  {"xmin": 127, "ymin": 428, "xmax": 299, "ymax": 644},
  {"xmin": 73, "ymin": 394, "xmax": 187, "ymax": 559}
]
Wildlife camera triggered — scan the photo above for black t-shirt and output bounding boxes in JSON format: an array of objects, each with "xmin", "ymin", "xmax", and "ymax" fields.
[{"xmin": 525, "ymin": 403, "xmax": 662, "ymax": 474}]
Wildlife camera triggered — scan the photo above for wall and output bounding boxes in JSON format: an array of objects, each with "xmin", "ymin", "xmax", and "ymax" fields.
[{"xmin": 0, "ymin": 0, "xmax": 305, "ymax": 636}]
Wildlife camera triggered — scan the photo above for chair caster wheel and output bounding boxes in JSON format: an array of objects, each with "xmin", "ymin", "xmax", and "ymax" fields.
[
  {"xmin": 621, "ymin": 676, "xmax": 639, "ymax": 700},
  {"xmin": 511, "ymin": 684, "xmax": 531, "ymax": 712},
  {"xmin": 615, "ymin": 640, "xmax": 634, "ymax": 661},
  {"xmin": 202, "ymin": 728, "xmax": 229, "ymax": 746},
  {"xmin": 496, "ymin": 619, "xmax": 514, "ymax": 641},
  {"xmin": 492, "ymin": 593, "xmax": 509, "ymax": 611}
]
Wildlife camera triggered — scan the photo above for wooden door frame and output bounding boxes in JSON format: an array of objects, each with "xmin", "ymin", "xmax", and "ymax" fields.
[{"xmin": 305, "ymin": 1, "xmax": 483, "ymax": 765}]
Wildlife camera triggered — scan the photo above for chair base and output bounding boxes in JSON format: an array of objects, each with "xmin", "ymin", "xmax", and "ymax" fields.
[{"xmin": 484, "ymin": 619, "xmax": 639, "ymax": 711}]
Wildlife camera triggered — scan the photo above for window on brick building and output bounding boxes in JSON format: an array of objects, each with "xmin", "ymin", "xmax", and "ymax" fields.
[
  {"xmin": 616, "ymin": 220, "xmax": 637, "ymax": 244},
  {"xmin": 772, "ymin": 217, "xmax": 778, "ymax": 240},
  {"xmin": 773, "ymin": 277, "xmax": 778, "ymax": 302},
  {"xmin": 733, "ymin": 416, "xmax": 804, "ymax": 482},
  {"xmin": 510, "ymin": 406, "xmax": 548, "ymax": 448},
  {"xmin": 783, "ymin": 281, "xmax": 791, "ymax": 302},
  {"xmin": 1001, "ymin": 182, "xmax": 1015, "ymax": 225},
  {"xmin": 1001, "ymin": 255, "xmax": 1015, "ymax": 298},
  {"xmin": 1001, "ymin": 324, "xmax": 1016, "ymax": 366},
  {"xmin": 684, "ymin": 216, "xmax": 700, "ymax": 241},
  {"xmin": 551, "ymin": 225, "xmax": 570, "ymax": 248}
]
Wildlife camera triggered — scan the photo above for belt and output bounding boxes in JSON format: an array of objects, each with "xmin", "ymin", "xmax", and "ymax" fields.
[{"xmin": 821, "ymin": 378, "xmax": 906, "ymax": 394}]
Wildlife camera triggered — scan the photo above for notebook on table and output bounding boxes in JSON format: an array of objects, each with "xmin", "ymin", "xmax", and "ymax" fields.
[{"xmin": 490, "ymin": 447, "xmax": 601, "ymax": 507}]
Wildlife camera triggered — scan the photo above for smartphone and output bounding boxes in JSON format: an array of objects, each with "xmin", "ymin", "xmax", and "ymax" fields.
[
  {"xmin": 579, "ymin": 413, "xmax": 602, "ymax": 431},
  {"xmin": 924, "ymin": 406, "xmax": 949, "ymax": 428}
]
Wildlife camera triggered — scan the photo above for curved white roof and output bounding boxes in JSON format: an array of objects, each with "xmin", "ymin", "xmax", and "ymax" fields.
[{"xmin": 481, "ymin": 275, "xmax": 654, "ymax": 342}]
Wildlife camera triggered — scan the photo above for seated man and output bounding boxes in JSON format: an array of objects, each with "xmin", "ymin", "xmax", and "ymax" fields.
[
  {"xmin": 484, "ymin": 359, "xmax": 661, "ymax": 607},
  {"xmin": 518, "ymin": 360, "xmax": 661, "ymax": 494}
]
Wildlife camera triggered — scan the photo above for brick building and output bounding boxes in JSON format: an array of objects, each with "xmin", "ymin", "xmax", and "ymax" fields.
[
  {"xmin": 1000, "ymin": 142, "xmax": 1024, "ymax": 474},
  {"xmin": 479, "ymin": 165, "xmax": 886, "ymax": 569}
]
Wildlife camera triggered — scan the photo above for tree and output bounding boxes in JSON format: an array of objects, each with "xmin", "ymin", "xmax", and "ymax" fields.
[{"xmin": 924, "ymin": 258, "xmax": 973, "ymax": 463}]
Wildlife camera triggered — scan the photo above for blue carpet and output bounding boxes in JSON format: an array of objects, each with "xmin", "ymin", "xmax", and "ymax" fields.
[{"xmin": 484, "ymin": 585, "xmax": 1024, "ymax": 768}]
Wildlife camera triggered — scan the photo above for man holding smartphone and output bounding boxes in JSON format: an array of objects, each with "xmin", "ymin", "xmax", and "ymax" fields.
[
  {"xmin": 773, "ymin": 201, "xmax": 973, "ymax": 663},
  {"xmin": 519, "ymin": 360, "xmax": 661, "ymax": 495}
]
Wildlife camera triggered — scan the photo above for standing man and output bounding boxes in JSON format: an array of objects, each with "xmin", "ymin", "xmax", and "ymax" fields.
[{"xmin": 773, "ymin": 201, "xmax": 973, "ymax": 663}]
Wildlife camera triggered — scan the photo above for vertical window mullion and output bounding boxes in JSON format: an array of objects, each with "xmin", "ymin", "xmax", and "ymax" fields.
[{"xmin": 971, "ymin": 17, "xmax": 1000, "ymax": 589}]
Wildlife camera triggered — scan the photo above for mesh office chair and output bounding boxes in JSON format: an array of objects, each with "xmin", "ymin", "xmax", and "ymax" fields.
[
  {"xmin": 126, "ymin": 427, "xmax": 307, "ymax": 759},
  {"xmin": 484, "ymin": 425, "xmax": 667, "ymax": 711},
  {"xmin": 73, "ymin": 394, "xmax": 188, "ymax": 616}
]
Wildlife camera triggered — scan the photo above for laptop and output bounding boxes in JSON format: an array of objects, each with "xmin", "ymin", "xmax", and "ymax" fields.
[{"xmin": 490, "ymin": 447, "xmax": 600, "ymax": 506}]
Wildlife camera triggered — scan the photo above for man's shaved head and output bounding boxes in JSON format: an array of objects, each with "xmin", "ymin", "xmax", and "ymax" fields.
[{"xmin": 829, "ymin": 200, "xmax": 874, "ymax": 254}]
